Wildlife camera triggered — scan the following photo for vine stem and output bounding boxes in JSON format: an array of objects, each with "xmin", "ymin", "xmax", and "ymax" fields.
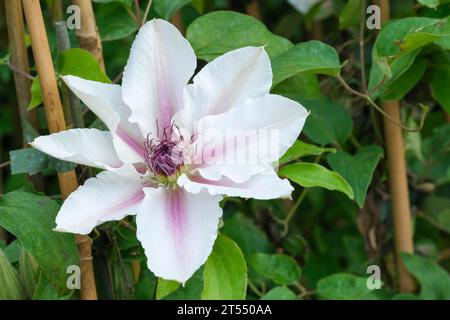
[
  {"xmin": 336, "ymin": 74, "xmax": 428, "ymax": 132},
  {"xmin": 22, "ymin": 0, "xmax": 97, "ymax": 300},
  {"xmin": 280, "ymin": 189, "xmax": 309, "ymax": 237},
  {"xmin": 142, "ymin": 0, "xmax": 153, "ymax": 25},
  {"xmin": 134, "ymin": 0, "xmax": 141, "ymax": 27},
  {"xmin": 378, "ymin": 0, "xmax": 416, "ymax": 293},
  {"xmin": 359, "ymin": 0, "xmax": 367, "ymax": 93}
]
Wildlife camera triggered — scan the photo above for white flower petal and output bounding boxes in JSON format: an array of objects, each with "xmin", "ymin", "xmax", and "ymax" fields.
[
  {"xmin": 122, "ymin": 19, "xmax": 197, "ymax": 135},
  {"xmin": 55, "ymin": 165, "xmax": 145, "ymax": 234},
  {"xmin": 288, "ymin": 0, "xmax": 321, "ymax": 14},
  {"xmin": 136, "ymin": 187, "xmax": 222, "ymax": 284},
  {"xmin": 195, "ymin": 94, "xmax": 309, "ymax": 183},
  {"xmin": 174, "ymin": 46, "xmax": 272, "ymax": 132},
  {"xmin": 178, "ymin": 168, "xmax": 294, "ymax": 200},
  {"xmin": 31, "ymin": 129, "xmax": 122, "ymax": 170},
  {"xmin": 63, "ymin": 75, "xmax": 145, "ymax": 164}
]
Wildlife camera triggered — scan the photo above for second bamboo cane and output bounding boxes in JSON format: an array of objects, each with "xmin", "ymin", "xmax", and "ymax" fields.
[
  {"xmin": 378, "ymin": 0, "xmax": 416, "ymax": 293},
  {"xmin": 22, "ymin": 0, "xmax": 97, "ymax": 300}
]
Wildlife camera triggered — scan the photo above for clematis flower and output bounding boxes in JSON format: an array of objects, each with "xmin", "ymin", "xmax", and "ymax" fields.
[{"xmin": 31, "ymin": 19, "xmax": 308, "ymax": 283}]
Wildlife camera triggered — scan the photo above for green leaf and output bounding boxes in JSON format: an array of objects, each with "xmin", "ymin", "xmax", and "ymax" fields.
[
  {"xmin": 4, "ymin": 240, "xmax": 22, "ymax": 264},
  {"xmin": 431, "ymin": 66, "xmax": 450, "ymax": 114},
  {"xmin": 19, "ymin": 248, "xmax": 40, "ymax": 298},
  {"xmin": 271, "ymin": 41, "xmax": 342, "ymax": 87},
  {"xmin": 279, "ymin": 140, "xmax": 336, "ymax": 165},
  {"xmin": 10, "ymin": 148, "xmax": 48, "ymax": 175},
  {"xmin": 392, "ymin": 293, "xmax": 422, "ymax": 300},
  {"xmin": 156, "ymin": 278, "xmax": 180, "ymax": 300},
  {"xmin": 10, "ymin": 148, "xmax": 76, "ymax": 175},
  {"xmin": 382, "ymin": 58, "xmax": 428, "ymax": 101},
  {"xmin": 59, "ymin": 48, "xmax": 111, "ymax": 83},
  {"xmin": 369, "ymin": 17, "xmax": 450, "ymax": 98},
  {"xmin": 0, "ymin": 192, "xmax": 78, "ymax": 295},
  {"xmin": 327, "ymin": 145, "xmax": 384, "ymax": 207},
  {"xmin": 250, "ymin": 253, "xmax": 301, "ymax": 285},
  {"xmin": 279, "ymin": 163, "xmax": 354, "ymax": 200},
  {"xmin": 187, "ymin": 11, "xmax": 292, "ymax": 62},
  {"xmin": 96, "ymin": 3, "xmax": 138, "ymax": 41},
  {"xmin": 291, "ymin": 97, "xmax": 353, "ymax": 146},
  {"xmin": 317, "ymin": 273, "xmax": 371, "ymax": 300},
  {"xmin": 417, "ymin": 0, "xmax": 439, "ymax": 9},
  {"xmin": 135, "ymin": 269, "xmax": 157, "ymax": 300},
  {"xmin": 201, "ymin": 235, "xmax": 247, "ymax": 300},
  {"xmin": 261, "ymin": 286, "xmax": 298, "ymax": 300},
  {"xmin": 153, "ymin": 0, "xmax": 192, "ymax": 20},
  {"xmin": 221, "ymin": 213, "xmax": 273, "ymax": 258},
  {"xmin": 32, "ymin": 274, "xmax": 59, "ymax": 300},
  {"xmin": 0, "ymin": 248, "xmax": 26, "ymax": 299},
  {"xmin": 28, "ymin": 77, "xmax": 42, "ymax": 110},
  {"xmin": 272, "ymin": 73, "xmax": 322, "ymax": 99},
  {"xmin": 164, "ymin": 268, "xmax": 204, "ymax": 299},
  {"xmin": 339, "ymin": 0, "xmax": 362, "ymax": 30},
  {"xmin": 401, "ymin": 253, "xmax": 450, "ymax": 300}
]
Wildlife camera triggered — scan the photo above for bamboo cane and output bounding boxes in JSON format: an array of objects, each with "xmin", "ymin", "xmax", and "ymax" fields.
[
  {"xmin": 22, "ymin": 0, "xmax": 97, "ymax": 300},
  {"xmin": 378, "ymin": 0, "xmax": 416, "ymax": 293},
  {"xmin": 72, "ymin": 0, "xmax": 105, "ymax": 71},
  {"xmin": 4, "ymin": 0, "xmax": 39, "ymax": 139},
  {"xmin": 4, "ymin": 0, "xmax": 43, "ymax": 191}
]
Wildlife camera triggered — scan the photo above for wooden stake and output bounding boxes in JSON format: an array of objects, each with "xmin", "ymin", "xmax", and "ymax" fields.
[
  {"xmin": 72, "ymin": 0, "xmax": 105, "ymax": 71},
  {"xmin": 22, "ymin": 0, "xmax": 97, "ymax": 300},
  {"xmin": 4, "ymin": 0, "xmax": 44, "ymax": 192},
  {"xmin": 4, "ymin": 0, "xmax": 39, "ymax": 146},
  {"xmin": 378, "ymin": 0, "xmax": 416, "ymax": 293}
]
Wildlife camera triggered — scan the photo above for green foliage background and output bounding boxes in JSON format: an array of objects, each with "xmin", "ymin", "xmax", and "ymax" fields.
[{"xmin": 0, "ymin": 0, "xmax": 449, "ymax": 300}]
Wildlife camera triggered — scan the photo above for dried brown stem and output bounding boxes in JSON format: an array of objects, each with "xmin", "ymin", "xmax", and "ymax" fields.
[
  {"xmin": 22, "ymin": 0, "xmax": 97, "ymax": 300},
  {"xmin": 72, "ymin": 0, "xmax": 105, "ymax": 71}
]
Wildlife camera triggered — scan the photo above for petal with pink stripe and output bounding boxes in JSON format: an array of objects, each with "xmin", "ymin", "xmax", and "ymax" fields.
[
  {"xmin": 136, "ymin": 187, "xmax": 222, "ymax": 284},
  {"xmin": 55, "ymin": 165, "xmax": 145, "ymax": 234}
]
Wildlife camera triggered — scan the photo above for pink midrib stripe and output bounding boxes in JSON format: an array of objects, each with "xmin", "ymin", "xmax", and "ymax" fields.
[
  {"xmin": 65, "ymin": 189, "xmax": 145, "ymax": 229},
  {"xmin": 116, "ymin": 127, "xmax": 145, "ymax": 158},
  {"xmin": 167, "ymin": 189, "xmax": 186, "ymax": 269}
]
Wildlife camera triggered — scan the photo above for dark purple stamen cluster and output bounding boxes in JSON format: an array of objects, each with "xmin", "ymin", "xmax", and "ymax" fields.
[{"xmin": 144, "ymin": 129, "xmax": 183, "ymax": 177}]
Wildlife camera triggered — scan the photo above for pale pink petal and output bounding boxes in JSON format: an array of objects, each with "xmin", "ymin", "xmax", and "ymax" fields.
[
  {"xmin": 136, "ymin": 187, "xmax": 222, "ymax": 283},
  {"xmin": 55, "ymin": 165, "xmax": 146, "ymax": 234},
  {"xmin": 122, "ymin": 19, "xmax": 196, "ymax": 136},
  {"xmin": 194, "ymin": 94, "xmax": 309, "ymax": 183},
  {"xmin": 63, "ymin": 75, "xmax": 145, "ymax": 164},
  {"xmin": 178, "ymin": 168, "xmax": 294, "ymax": 200},
  {"xmin": 31, "ymin": 129, "xmax": 122, "ymax": 170},
  {"xmin": 174, "ymin": 46, "xmax": 272, "ymax": 132}
]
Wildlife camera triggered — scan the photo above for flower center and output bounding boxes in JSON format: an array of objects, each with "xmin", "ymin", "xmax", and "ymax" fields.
[{"xmin": 144, "ymin": 131, "xmax": 183, "ymax": 178}]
